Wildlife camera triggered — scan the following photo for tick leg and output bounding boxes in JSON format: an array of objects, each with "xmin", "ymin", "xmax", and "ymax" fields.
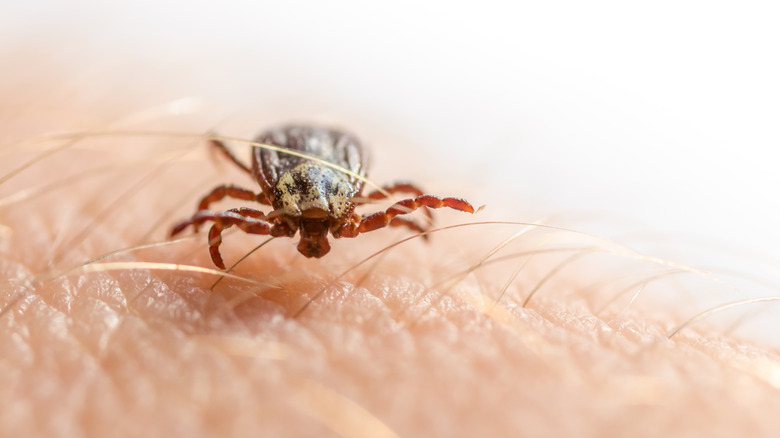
[
  {"xmin": 170, "ymin": 198, "xmax": 269, "ymax": 237},
  {"xmin": 171, "ymin": 214, "xmax": 208, "ymax": 237},
  {"xmin": 358, "ymin": 195, "xmax": 475, "ymax": 234},
  {"xmin": 335, "ymin": 213, "xmax": 427, "ymax": 240},
  {"xmin": 209, "ymin": 138, "xmax": 252, "ymax": 175},
  {"xmin": 359, "ymin": 180, "xmax": 432, "ymax": 220},
  {"xmin": 190, "ymin": 208, "xmax": 289, "ymax": 269},
  {"xmin": 196, "ymin": 184, "xmax": 270, "ymax": 212},
  {"xmin": 333, "ymin": 214, "xmax": 361, "ymax": 238},
  {"xmin": 389, "ymin": 217, "xmax": 429, "ymax": 240},
  {"xmin": 171, "ymin": 184, "xmax": 270, "ymax": 236},
  {"xmin": 363, "ymin": 181, "xmax": 425, "ymax": 201}
]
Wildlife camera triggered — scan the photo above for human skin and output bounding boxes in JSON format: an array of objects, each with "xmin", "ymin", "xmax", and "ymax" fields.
[{"xmin": 2, "ymin": 64, "xmax": 780, "ymax": 438}]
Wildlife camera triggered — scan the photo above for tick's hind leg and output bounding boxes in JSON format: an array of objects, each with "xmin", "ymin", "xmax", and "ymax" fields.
[
  {"xmin": 358, "ymin": 195, "xmax": 475, "ymax": 235},
  {"xmin": 209, "ymin": 137, "xmax": 252, "ymax": 175}
]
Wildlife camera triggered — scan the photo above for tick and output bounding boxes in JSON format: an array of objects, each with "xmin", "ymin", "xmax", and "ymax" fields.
[{"xmin": 171, "ymin": 124, "xmax": 476, "ymax": 268}]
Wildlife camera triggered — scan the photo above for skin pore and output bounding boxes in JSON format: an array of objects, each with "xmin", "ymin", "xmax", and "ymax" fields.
[{"xmin": 3, "ymin": 59, "xmax": 780, "ymax": 438}]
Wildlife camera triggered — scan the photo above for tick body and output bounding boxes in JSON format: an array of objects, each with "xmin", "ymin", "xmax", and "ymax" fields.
[{"xmin": 171, "ymin": 124, "xmax": 475, "ymax": 268}]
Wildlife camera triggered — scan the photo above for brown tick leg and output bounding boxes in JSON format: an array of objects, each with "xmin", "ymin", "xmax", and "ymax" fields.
[
  {"xmin": 171, "ymin": 213, "xmax": 209, "ymax": 237},
  {"xmin": 171, "ymin": 183, "xmax": 271, "ymax": 236},
  {"xmin": 358, "ymin": 195, "xmax": 475, "ymax": 234},
  {"xmin": 333, "ymin": 214, "xmax": 361, "ymax": 238},
  {"xmin": 196, "ymin": 184, "xmax": 270, "ymax": 212},
  {"xmin": 341, "ymin": 214, "xmax": 428, "ymax": 239},
  {"xmin": 333, "ymin": 214, "xmax": 427, "ymax": 239},
  {"xmin": 198, "ymin": 208, "xmax": 288, "ymax": 269},
  {"xmin": 363, "ymin": 181, "xmax": 425, "ymax": 200},
  {"xmin": 359, "ymin": 181, "xmax": 432, "ymax": 220},
  {"xmin": 170, "ymin": 205, "xmax": 268, "ymax": 238},
  {"xmin": 209, "ymin": 138, "xmax": 252, "ymax": 175},
  {"xmin": 388, "ymin": 217, "xmax": 429, "ymax": 239}
]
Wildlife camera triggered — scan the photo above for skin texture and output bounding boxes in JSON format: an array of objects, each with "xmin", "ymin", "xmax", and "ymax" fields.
[{"xmin": 2, "ymin": 62, "xmax": 780, "ymax": 438}]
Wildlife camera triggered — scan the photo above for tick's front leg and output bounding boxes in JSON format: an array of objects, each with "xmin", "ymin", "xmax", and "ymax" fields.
[
  {"xmin": 332, "ymin": 214, "xmax": 361, "ymax": 238},
  {"xmin": 202, "ymin": 208, "xmax": 293, "ymax": 269},
  {"xmin": 335, "ymin": 213, "xmax": 428, "ymax": 240},
  {"xmin": 358, "ymin": 195, "xmax": 475, "ymax": 234},
  {"xmin": 172, "ymin": 207, "xmax": 287, "ymax": 269}
]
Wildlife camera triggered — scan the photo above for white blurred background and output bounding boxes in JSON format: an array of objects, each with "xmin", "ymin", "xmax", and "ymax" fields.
[{"xmin": 2, "ymin": 0, "xmax": 779, "ymax": 267}]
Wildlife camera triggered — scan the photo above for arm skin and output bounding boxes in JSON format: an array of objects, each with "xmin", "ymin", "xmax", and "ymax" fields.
[{"xmin": 1, "ymin": 68, "xmax": 780, "ymax": 438}]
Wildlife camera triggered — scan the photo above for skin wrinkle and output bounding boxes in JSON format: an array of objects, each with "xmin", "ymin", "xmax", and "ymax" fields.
[{"xmin": 3, "ymin": 81, "xmax": 780, "ymax": 438}]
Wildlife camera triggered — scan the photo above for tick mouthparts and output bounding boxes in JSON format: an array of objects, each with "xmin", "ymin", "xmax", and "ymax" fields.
[{"xmin": 297, "ymin": 235, "xmax": 331, "ymax": 258}]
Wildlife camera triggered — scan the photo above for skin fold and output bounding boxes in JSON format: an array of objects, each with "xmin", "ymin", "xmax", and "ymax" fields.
[{"xmin": 2, "ymin": 50, "xmax": 780, "ymax": 438}]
